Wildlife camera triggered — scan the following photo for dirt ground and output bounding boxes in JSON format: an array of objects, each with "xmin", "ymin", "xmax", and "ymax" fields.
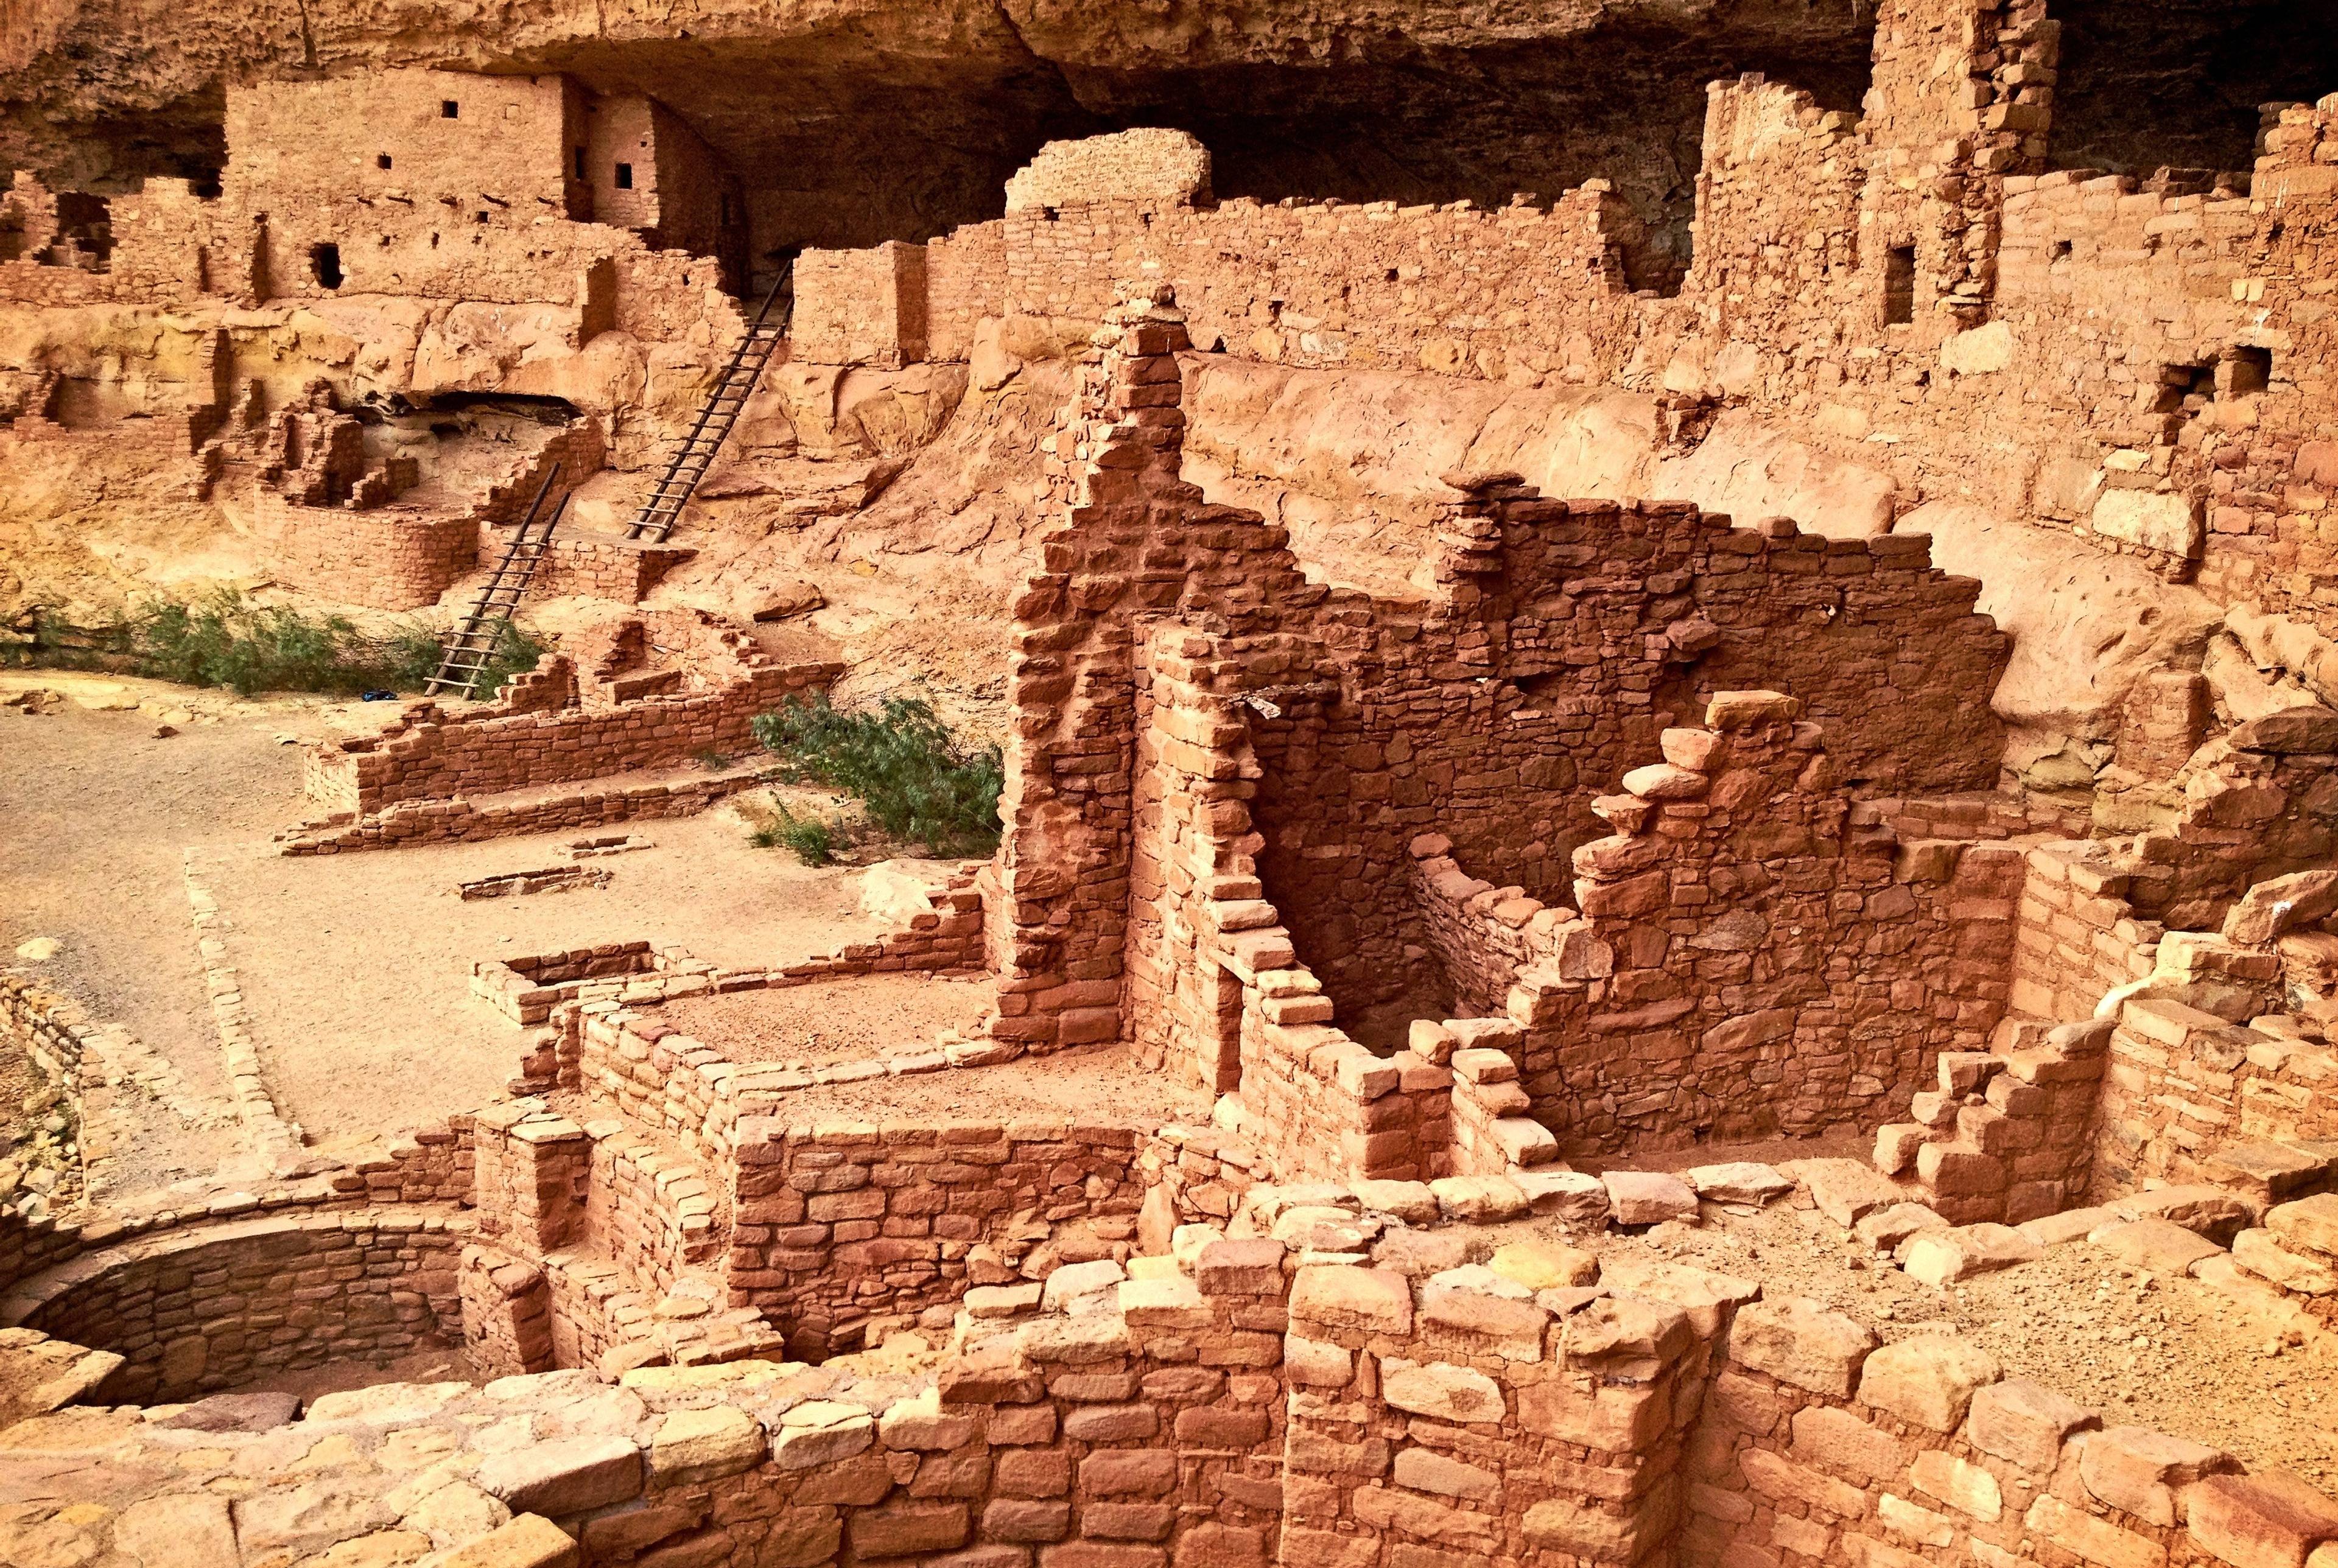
[
  {"xmin": 194, "ymin": 805, "xmax": 893, "ymax": 1152},
  {"xmin": 0, "ymin": 676, "xmax": 326, "ymax": 1189},
  {"xmin": 1546, "ymin": 1199, "xmax": 2338, "ymax": 1483},
  {"xmin": 750, "ymin": 1043, "xmax": 1214, "ymax": 1128},
  {"xmin": 650, "ymin": 973, "xmax": 994, "ymax": 1066},
  {"xmin": 0, "ymin": 674, "xmax": 897, "ymax": 1178}
]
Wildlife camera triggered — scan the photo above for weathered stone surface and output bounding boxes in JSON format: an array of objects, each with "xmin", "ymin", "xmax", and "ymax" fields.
[
  {"xmin": 1856, "ymin": 1335, "xmax": 2000, "ymax": 1432},
  {"xmin": 1729, "ymin": 1296, "xmax": 1876, "ymax": 1395}
]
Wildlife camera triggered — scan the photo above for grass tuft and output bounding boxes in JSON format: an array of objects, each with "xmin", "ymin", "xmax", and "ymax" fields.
[
  {"xmin": 748, "ymin": 799, "xmax": 840, "ymax": 866},
  {"xmin": 116, "ymin": 589, "xmax": 541, "ymax": 698},
  {"xmin": 751, "ymin": 694, "xmax": 1003, "ymax": 856}
]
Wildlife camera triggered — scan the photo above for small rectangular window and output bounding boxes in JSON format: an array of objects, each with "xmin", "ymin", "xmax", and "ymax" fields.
[
  {"xmin": 573, "ymin": 147, "xmax": 586, "ymax": 181},
  {"xmin": 310, "ymin": 242, "xmax": 343, "ymax": 290},
  {"xmin": 614, "ymin": 163, "xmax": 633, "ymax": 191},
  {"xmin": 376, "ymin": 153, "xmax": 393, "ymax": 170},
  {"xmin": 441, "ymin": 100, "xmax": 459, "ymax": 119},
  {"xmin": 1884, "ymin": 245, "xmax": 1916, "ymax": 326}
]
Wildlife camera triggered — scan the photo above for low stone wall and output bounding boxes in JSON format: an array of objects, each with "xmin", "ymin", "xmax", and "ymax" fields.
[
  {"xmin": 529, "ymin": 532, "xmax": 693, "ymax": 603},
  {"xmin": 284, "ymin": 763, "xmax": 777, "ymax": 855},
  {"xmin": 303, "ymin": 650, "xmax": 839, "ymax": 819},
  {"xmin": 472, "ymin": 940, "xmax": 658, "ymax": 1025},
  {"xmin": 11, "ymin": 1177, "xmax": 2338, "ymax": 1568},
  {"xmin": 2094, "ymin": 997, "xmax": 2338, "ymax": 1200},
  {"xmin": 10, "ymin": 1209, "xmax": 467, "ymax": 1403}
]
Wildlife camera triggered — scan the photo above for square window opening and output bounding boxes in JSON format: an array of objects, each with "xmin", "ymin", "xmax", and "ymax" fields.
[
  {"xmin": 614, "ymin": 162, "xmax": 633, "ymax": 190},
  {"xmin": 376, "ymin": 153, "xmax": 392, "ymax": 170},
  {"xmin": 441, "ymin": 100, "xmax": 459, "ymax": 119}
]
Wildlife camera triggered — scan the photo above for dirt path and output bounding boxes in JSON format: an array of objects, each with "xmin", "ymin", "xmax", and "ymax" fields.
[{"xmin": 0, "ymin": 682, "xmax": 319, "ymax": 1189}]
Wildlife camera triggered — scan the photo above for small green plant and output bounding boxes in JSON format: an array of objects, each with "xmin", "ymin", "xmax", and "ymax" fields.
[
  {"xmin": 748, "ymin": 799, "xmax": 840, "ymax": 866},
  {"xmin": 114, "ymin": 590, "xmax": 542, "ymax": 698},
  {"xmin": 752, "ymin": 694, "xmax": 1003, "ymax": 855}
]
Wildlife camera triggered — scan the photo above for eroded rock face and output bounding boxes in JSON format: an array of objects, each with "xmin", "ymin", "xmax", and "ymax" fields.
[
  {"xmin": 1904, "ymin": 499, "xmax": 2222, "ymax": 767},
  {"xmin": 1179, "ymin": 357, "xmax": 1902, "ymax": 598}
]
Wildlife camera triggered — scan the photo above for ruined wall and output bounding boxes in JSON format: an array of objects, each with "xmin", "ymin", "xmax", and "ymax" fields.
[
  {"xmin": 925, "ymin": 220, "xmax": 1008, "ymax": 363},
  {"xmin": 1000, "ymin": 186, "xmax": 1641, "ymax": 383},
  {"xmin": 303, "ymin": 650, "xmax": 839, "ymax": 817},
  {"xmin": 13, "ymin": 1211, "xmax": 464, "ymax": 1403},
  {"xmin": 1475, "ymin": 694, "xmax": 2020, "ymax": 1158},
  {"xmin": 728, "ymin": 1121, "xmax": 1147, "ymax": 1357},
  {"xmin": 793, "ymin": 241, "xmax": 930, "ymax": 367},
  {"xmin": 254, "ymin": 494, "xmax": 477, "ymax": 609},
  {"xmin": 2093, "ymin": 996, "xmax": 2338, "ymax": 1200}
]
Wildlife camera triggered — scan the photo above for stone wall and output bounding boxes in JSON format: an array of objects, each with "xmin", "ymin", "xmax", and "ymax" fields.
[
  {"xmin": 2093, "ymin": 997, "xmax": 2338, "ymax": 1200},
  {"xmin": 1441, "ymin": 694, "xmax": 2021, "ymax": 1160},
  {"xmin": 255, "ymin": 492, "xmax": 479, "ymax": 609},
  {"xmin": 728, "ymin": 1119, "xmax": 1148, "ymax": 1357},
  {"xmin": 301, "ymin": 648, "xmax": 840, "ymax": 818},
  {"xmin": 13, "ymin": 1196, "xmax": 2338, "ymax": 1568},
  {"xmin": 12, "ymin": 1210, "xmax": 466, "ymax": 1403},
  {"xmin": 1004, "ymin": 128, "xmax": 1213, "ymax": 214},
  {"xmin": 925, "ymin": 220, "xmax": 1008, "ymax": 363},
  {"xmin": 793, "ymin": 241, "xmax": 929, "ymax": 367}
]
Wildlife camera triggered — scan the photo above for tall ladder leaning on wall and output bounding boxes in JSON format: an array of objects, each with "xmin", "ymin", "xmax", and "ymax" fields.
[
  {"xmin": 424, "ymin": 466, "xmax": 567, "ymax": 699},
  {"xmin": 625, "ymin": 271, "xmax": 791, "ymax": 544},
  {"xmin": 423, "ymin": 274, "xmax": 792, "ymax": 699}
]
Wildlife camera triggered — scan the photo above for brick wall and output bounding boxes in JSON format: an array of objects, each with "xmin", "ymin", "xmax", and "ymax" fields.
[
  {"xmin": 1004, "ymin": 129, "xmax": 1213, "ymax": 214},
  {"xmin": 925, "ymin": 220, "xmax": 1008, "ymax": 362},
  {"xmin": 2093, "ymin": 997, "xmax": 2338, "ymax": 1200},
  {"xmin": 304, "ymin": 650, "xmax": 839, "ymax": 818},
  {"xmin": 793, "ymin": 242, "xmax": 930, "ymax": 367},
  {"xmin": 13, "ymin": 1210, "xmax": 465, "ymax": 1403},
  {"xmin": 728, "ymin": 1120, "xmax": 1147, "ymax": 1357},
  {"xmin": 255, "ymin": 491, "xmax": 479, "ymax": 609}
]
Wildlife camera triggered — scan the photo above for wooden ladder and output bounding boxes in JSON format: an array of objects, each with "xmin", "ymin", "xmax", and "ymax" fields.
[
  {"xmin": 424, "ymin": 465, "xmax": 566, "ymax": 700},
  {"xmin": 625, "ymin": 273, "xmax": 790, "ymax": 544}
]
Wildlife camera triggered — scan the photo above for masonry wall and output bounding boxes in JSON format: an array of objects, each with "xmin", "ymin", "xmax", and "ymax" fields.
[
  {"xmin": 1242, "ymin": 499, "xmax": 2010, "ymax": 1034},
  {"xmin": 1467, "ymin": 695, "xmax": 2023, "ymax": 1159},
  {"xmin": 794, "ymin": 242, "xmax": 930, "ymax": 367},
  {"xmin": 306, "ymin": 650, "xmax": 840, "ymax": 817},
  {"xmin": 925, "ymin": 220, "xmax": 1008, "ymax": 363},
  {"xmin": 255, "ymin": 492, "xmax": 478, "ymax": 609},
  {"xmin": 2093, "ymin": 996, "xmax": 2338, "ymax": 1200},
  {"xmin": 729, "ymin": 1121, "xmax": 1148, "ymax": 1357},
  {"xmin": 15, "ymin": 1211, "xmax": 465, "ymax": 1403}
]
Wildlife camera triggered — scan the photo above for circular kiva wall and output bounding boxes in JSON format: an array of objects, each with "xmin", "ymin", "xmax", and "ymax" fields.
[{"xmin": 14, "ymin": 1212, "xmax": 464, "ymax": 1404}]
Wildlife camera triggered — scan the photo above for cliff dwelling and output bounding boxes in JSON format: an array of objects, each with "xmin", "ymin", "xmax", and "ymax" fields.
[{"xmin": 4, "ymin": 5, "xmax": 2338, "ymax": 1568}]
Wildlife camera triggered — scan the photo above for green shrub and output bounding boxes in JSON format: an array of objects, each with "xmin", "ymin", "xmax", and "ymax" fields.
[
  {"xmin": 748, "ymin": 800, "xmax": 839, "ymax": 866},
  {"xmin": 752, "ymin": 694, "xmax": 1003, "ymax": 855},
  {"xmin": 118, "ymin": 590, "xmax": 541, "ymax": 698}
]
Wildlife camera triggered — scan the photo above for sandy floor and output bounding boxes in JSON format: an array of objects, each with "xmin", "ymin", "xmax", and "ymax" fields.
[
  {"xmin": 0, "ymin": 676, "xmax": 894, "ymax": 1178},
  {"xmin": 651, "ymin": 973, "xmax": 994, "ymax": 1065},
  {"xmin": 1542, "ymin": 1200, "xmax": 2338, "ymax": 1482},
  {"xmin": 0, "ymin": 684, "xmax": 318, "ymax": 1188},
  {"xmin": 195, "ymin": 807, "xmax": 890, "ymax": 1151},
  {"xmin": 754, "ymin": 1043, "xmax": 1213, "ymax": 1128}
]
